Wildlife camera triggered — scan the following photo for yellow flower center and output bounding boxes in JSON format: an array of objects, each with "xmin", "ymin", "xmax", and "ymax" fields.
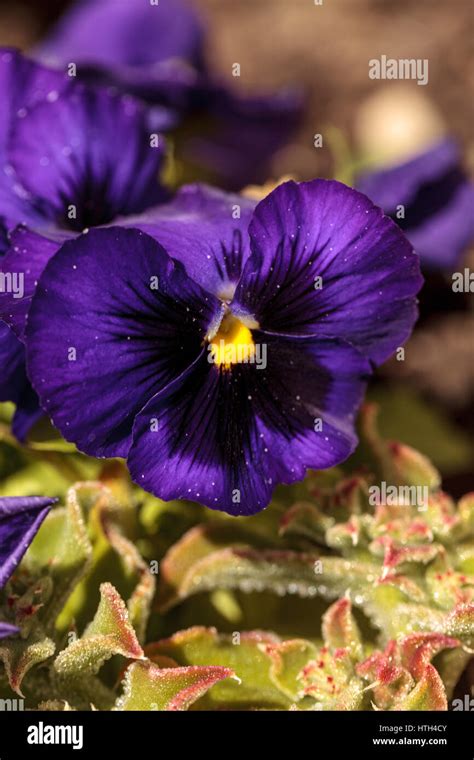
[{"xmin": 208, "ymin": 313, "xmax": 255, "ymax": 369}]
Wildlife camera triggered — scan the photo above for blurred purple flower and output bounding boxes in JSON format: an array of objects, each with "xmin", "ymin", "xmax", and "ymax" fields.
[
  {"xmin": 35, "ymin": 0, "xmax": 303, "ymax": 190},
  {"xmin": 0, "ymin": 49, "xmax": 166, "ymax": 233},
  {"xmin": 0, "ymin": 622, "xmax": 18, "ymax": 639},
  {"xmin": 0, "ymin": 48, "xmax": 167, "ymax": 438},
  {"xmin": 356, "ymin": 139, "xmax": 474, "ymax": 270},
  {"xmin": 0, "ymin": 495, "xmax": 54, "ymax": 638},
  {"xmin": 38, "ymin": 0, "xmax": 205, "ymax": 71},
  {"xmin": 25, "ymin": 180, "xmax": 421, "ymax": 515}
]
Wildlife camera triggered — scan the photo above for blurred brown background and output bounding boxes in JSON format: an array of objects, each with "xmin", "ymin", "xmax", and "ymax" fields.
[
  {"xmin": 1, "ymin": 0, "xmax": 473, "ymax": 179},
  {"xmin": 199, "ymin": 0, "xmax": 474, "ymax": 176}
]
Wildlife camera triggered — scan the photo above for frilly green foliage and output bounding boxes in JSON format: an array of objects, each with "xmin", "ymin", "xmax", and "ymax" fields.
[
  {"xmin": 0, "ymin": 405, "xmax": 472, "ymax": 710},
  {"xmin": 0, "ymin": 482, "xmax": 232, "ymax": 710}
]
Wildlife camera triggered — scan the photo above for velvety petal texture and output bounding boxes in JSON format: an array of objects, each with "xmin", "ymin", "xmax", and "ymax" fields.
[
  {"xmin": 55, "ymin": 60, "xmax": 303, "ymax": 191},
  {"xmin": 0, "ymin": 228, "xmax": 66, "ymax": 438},
  {"xmin": 0, "ymin": 220, "xmax": 8, "ymax": 255},
  {"xmin": 26, "ymin": 227, "xmax": 222, "ymax": 457},
  {"xmin": 356, "ymin": 139, "xmax": 474, "ymax": 270},
  {"xmin": 0, "ymin": 320, "xmax": 25, "ymax": 403},
  {"xmin": 24, "ymin": 180, "xmax": 421, "ymax": 515},
  {"xmin": 1, "ymin": 58, "xmax": 166, "ymax": 231},
  {"xmin": 0, "ymin": 49, "xmax": 71, "ymax": 227},
  {"xmin": 128, "ymin": 337, "xmax": 370, "ymax": 515},
  {"xmin": 0, "ymin": 227, "xmax": 62, "ymax": 339},
  {"xmin": 37, "ymin": 0, "xmax": 205, "ymax": 71},
  {"xmin": 232, "ymin": 179, "xmax": 423, "ymax": 366},
  {"xmin": 119, "ymin": 183, "xmax": 256, "ymax": 299},
  {"xmin": 0, "ymin": 321, "xmax": 42, "ymax": 441},
  {"xmin": 0, "ymin": 496, "xmax": 55, "ymax": 588},
  {"xmin": 0, "ymin": 48, "xmax": 70, "ymax": 150}
]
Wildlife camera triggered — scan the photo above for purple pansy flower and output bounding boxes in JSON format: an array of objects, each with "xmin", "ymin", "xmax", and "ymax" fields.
[
  {"xmin": 0, "ymin": 49, "xmax": 166, "ymax": 232},
  {"xmin": 35, "ymin": 0, "xmax": 303, "ymax": 190},
  {"xmin": 37, "ymin": 0, "xmax": 205, "ymax": 72},
  {"xmin": 24, "ymin": 180, "xmax": 422, "ymax": 515},
  {"xmin": 0, "ymin": 48, "xmax": 166, "ymax": 437},
  {"xmin": 0, "ymin": 495, "xmax": 54, "ymax": 638},
  {"xmin": 356, "ymin": 139, "xmax": 474, "ymax": 270}
]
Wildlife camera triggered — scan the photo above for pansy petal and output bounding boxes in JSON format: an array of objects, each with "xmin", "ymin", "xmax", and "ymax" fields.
[
  {"xmin": 0, "ymin": 622, "xmax": 19, "ymax": 639},
  {"xmin": 0, "ymin": 178, "xmax": 45, "ymax": 232},
  {"xmin": 11, "ymin": 384, "xmax": 43, "ymax": 443},
  {"xmin": 356, "ymin": 140, "xmax": 474, "ymax": 270},
  {"xmin": 37, "ymin": 0, "xmax": 205, "ymax": 70},
  {"xmin": 0, "ymin": 322, "xmax": 42, "ymax": 441},
  {"xmin": 0, "ymin": 48, "xmax": 70, "ymax": 149},
  {"xmin": 184, "ymin": 85, "xmax": 304, "ymax": 191},
  {"xmin": 232, "ymin": 179, "xmax": 422, "ymax": 365},
  {"xmin": 26, "ymin": 227, "xmax": 222, "ymax": 458},
  {"xmin": 120, "ymin": 183, "xmax": 256, "ymax": 299},
  {"xmin": 128, "ymin": 336, "xmax": 370, "ymax": 515},
  {"xmin": 0, "ymin": 226, "xmax": 63, "ymax": 339},
  {"xmin": 0, "ymin": 219, "xmax": 9, "ymax": 255},
  {"xmin": 0, "ymin": 49, "xmax": 71, "ymax": 227},
  {"xmin": 7, "ymin": 85, "xmax": 166, "ymax": 230},
  {"xmin": 0, "ymin": 320, "xmax": 25, "ymax": 402},
  {"xmin": 0, "ymin": 496, "xmax": 55, "ymax": 588},
  {"xmin": 407, "ymin": 181, "xmax": 474, "ymax": 270},
  {"xmin": 356, "ymin": 139, "xmax": 460, "ymax": 210}
]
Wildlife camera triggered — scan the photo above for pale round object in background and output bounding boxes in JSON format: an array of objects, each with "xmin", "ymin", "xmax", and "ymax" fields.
[{"xmin": 354, "ymin": 85, "xmax": 447, "ymax": 168}]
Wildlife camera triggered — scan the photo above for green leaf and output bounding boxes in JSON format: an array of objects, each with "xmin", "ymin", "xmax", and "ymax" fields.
[
  {"xmin": 444, "ymin": 602, "xmax": 474, "ymax": 646},
  {"xmin": 322, "ymin": 597, "xmax": 363, "ymax": 660},
  {"xmin": 262, "ymin": 639, "xmax": 317, "ymax": 701},
  {"xmin": 22, "ymin": 484, "xmax": 92, "ymax": 630},
  {"xmin": 159, "ymin": 541, "xmax": 380, "ymax": 610},
  {"xmin": 359, "ymin": 403, "xmax": 441, "ymax": 489},
  {"xmin": 158, "ymin": 523, "xmax": 275, "ymax": 611},
  {"xmin": 394, "ymin": 666, "xmax": 447, "ymax": 711},
  {"xmin": 300, "ymin": 652, "xmax": 365, "ymax": 710},
  {"xmin": 0, "ymin": 634, "xmax": 55, "ymax": 696},
  {"xmin": 146, "ymin": 627, "xmax": 291, "ymax": 709},
  {"xmin": 96, "ymin": 496, "xmax": 156, "ymax": 642},
  {"xmin": 279, "ymin": 501, "xmax": 334, "ymax": 545},
  {"xmin": 366, "ymin": 388, "xmax": 472, "ymax": 476},
  {"xmin": 54, "ymin": 583, "xmax": 144, "ymax": 679},
  {"xmin": 114, "ymin": 660, "xmax": 234, "ymax": 711}
]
